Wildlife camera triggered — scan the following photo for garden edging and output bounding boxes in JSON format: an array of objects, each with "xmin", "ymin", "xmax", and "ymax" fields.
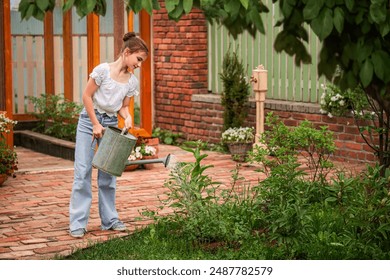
[{"xmin": 14, "ymin": 130, "xmax": 75, "ymax": 161}]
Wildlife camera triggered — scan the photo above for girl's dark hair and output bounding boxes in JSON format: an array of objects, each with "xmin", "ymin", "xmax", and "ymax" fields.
[{"xmin": 121, "ymin": 32, "xmax": 149, "ymax": 55}]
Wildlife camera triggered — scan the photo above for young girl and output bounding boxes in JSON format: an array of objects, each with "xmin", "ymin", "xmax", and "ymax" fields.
[{"xmin": 69, "ymin": 32, "xmax": 148, "ymax": 238}]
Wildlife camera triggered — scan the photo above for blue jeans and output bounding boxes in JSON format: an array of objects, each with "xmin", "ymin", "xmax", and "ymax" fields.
[{"xmin": 69, "ymin": 110, "xmax": 120, "ymax": 231}]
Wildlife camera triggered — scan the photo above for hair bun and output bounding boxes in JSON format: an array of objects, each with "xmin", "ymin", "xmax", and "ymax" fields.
[{"xmin": 123, "ymin": 32, "xmax": 136, "ymax": 42}]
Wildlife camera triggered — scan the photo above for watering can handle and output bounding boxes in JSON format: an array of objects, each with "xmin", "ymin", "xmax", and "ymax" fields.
[{"xmin": 121, "ymin": 127, "xmax": 128, "ymax": 135}]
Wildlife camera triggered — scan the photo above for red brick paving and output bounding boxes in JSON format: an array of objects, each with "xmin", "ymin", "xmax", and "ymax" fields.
[{"xmin": 0, "ymin": 145, "xmax": 267, "ymax": 260}]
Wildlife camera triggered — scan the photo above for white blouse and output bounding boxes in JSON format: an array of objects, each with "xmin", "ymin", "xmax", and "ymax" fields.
[{"xmin": 89, "ymin": 62, "xmax": 139, "ymax": 116}]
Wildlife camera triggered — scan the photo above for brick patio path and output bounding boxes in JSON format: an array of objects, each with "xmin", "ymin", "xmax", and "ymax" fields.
[{"xmin": 0, "ymin": 144, "xmax": 268, "ymax": 260}]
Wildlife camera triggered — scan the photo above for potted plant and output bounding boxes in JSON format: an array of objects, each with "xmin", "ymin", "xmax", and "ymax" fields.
[
  {"xmin": 0, "ymin": 113, "xmax": 18, "ymax": 185},
  {"xmin": 126, "ymin": 143, "xmax": 158, "ymax": 171},
  {"xmin": 222, "ymin": 126, "xmax": 254, "ymax": 161}
]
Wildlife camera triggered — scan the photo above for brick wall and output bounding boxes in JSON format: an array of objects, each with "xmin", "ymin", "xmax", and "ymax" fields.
[
  {"xmin": 260, "ymin": 101, "xmax": 376, "ymax": 163},
  {"xmin": 152, "ymin": 3, "xmax": 375, "ymax": 164},
  {"xmin": 153, "ymin": 2, "xmax": 210, "ymax": 139}
]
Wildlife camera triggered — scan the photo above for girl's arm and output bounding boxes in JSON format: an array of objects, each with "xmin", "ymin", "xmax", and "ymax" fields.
[
  {"xmin": 82, "ymin": 78, "xmax": 104, "ymax": 138},
  {"xmin": 118, "ymin": 96, "xmax": 132, "ymax": 130}
]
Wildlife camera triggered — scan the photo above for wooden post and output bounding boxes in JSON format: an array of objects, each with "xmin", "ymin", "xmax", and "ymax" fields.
[
  {"xmin": 0, "ymin": 0, "xmax": 6, "ymax": 111},
  {"xmin": 1, "ymin": 0, "xmax": 13, "ymax": 146},
  {"xmin": 63, "ymin": 3, "xmax": 73, "ymax": 101},
  {"xmin": 139, "ymin": 10, "xmax": 152, "ymax": 136},
  {"xmin": 127, "ymin": 10, "xmax": 135, "ymax": 130},
  {"xmin": 44, "ymin": 11, "xmax": 55, "ymax": 95},
  {"xmin": 113, "ymin": 0, "xmax": 124, "ymax": 57},
  {"xmin": 87, "ymin": 13, "xmax": 100, "ymax": 75},
  {"xmin": 251, "ymin": 65, "xmax": 268, "ymax": 147}
]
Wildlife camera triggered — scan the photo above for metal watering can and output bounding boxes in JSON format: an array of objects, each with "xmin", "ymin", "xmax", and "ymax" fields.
[{"xmin": 92, "ymin": 126, "xmax": 171, "ymax": 177}]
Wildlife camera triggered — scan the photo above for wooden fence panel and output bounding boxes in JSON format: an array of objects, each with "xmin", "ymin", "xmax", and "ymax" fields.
[
  {"xmin": 72, "ymin": 35, "xmax": 87, "ymax": 104},
  {"xmin": 208, "ymin": 0, "xmax": 326, "ymax": 103},
  {"xmin": 12, "ymin": 35, "xmax": 91, "ymax": 113},
  {"xmin": 54, "ymin": 36, "xmax": 63, "ymax": 96},
  {"xmin": 12, "ymin": 35, "xmax": 46, "ymax": 114}
]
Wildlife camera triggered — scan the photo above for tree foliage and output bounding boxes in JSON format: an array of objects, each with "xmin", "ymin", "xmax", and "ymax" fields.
[
  {"xmin": 273, "ymin": 0, "xmax": 390, "ymax": 116},
  {"xmin": 18, "ymin": 0, "xmax": 269, "ymax": 38}
]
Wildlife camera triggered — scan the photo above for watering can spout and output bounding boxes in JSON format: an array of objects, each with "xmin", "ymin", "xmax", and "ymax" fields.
[{"xmin": 126, "ymin": 154, "xmax": 171, "ymax": 168}]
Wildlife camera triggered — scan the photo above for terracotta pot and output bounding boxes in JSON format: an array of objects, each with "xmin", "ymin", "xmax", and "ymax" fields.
[
  {"xmin": 0, "ymin": 174, "xmax": 8, "ymax": 186},
  {"xmin": 124, "ymin": 163, "xmax": 139, "ymax": 171},
  {"xmin": 141, "ymin": 155, "xmax": 158, "ymax": 170}
]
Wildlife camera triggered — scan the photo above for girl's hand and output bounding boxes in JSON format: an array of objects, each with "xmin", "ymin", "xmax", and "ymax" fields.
[
  {"xmin": 124, "ymin": 115, "xmax": 132, "ymax": 130},
  {"xmin": 92, "ymin": 123, "xmax": 105, "ymax": 139}
]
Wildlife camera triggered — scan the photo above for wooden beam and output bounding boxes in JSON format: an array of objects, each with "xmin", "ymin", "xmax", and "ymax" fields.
[
  {"xmin": 127, "ymin": 11, "xmax": 135, "ymax": 130},
  {"xmin": 139, "ymin": 10, "xmax": 152, "ymax": 136},
  {"xmin": 44, "ymin": 11, "xmax": 55, "ymax": 95},
  {"xmin": 63, "ymin": 5, "xmax": 73, "ymax": 101},
  {"xmin": 113, "ymin": 0, "xmax": 124, "ymax": 57},
  {"xmin": 0, "ymin": 1, "xmax": 5, "ymax": 111},
  {"xmin": 2, "ymin": 0, "xmax": 13, "ymax": 146},
  {"xmin": 128, "ymin": 10, "xmax": 134, "ymax": 32},
  {"xmin": 87, "ymin": 13, "xmax": 100, "ymax": 75}
]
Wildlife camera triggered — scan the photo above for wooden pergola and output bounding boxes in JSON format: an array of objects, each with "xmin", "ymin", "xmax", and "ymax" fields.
[{"xmin": 0, "ymin": 0, "xmax": 153, "ymax": 147}]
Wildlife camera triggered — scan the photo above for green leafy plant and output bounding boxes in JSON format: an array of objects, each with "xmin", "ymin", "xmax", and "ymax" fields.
[
  {"xmin": 152, "ymin": 127, "xmax": 182, "ymax": 145},
  {"xmin": 0, "ymin": 113, "xmax": 18, "ymax": 177},
  {"xmin": 141, "ymin": 142, "xmax": 262, "ymax": 245},
  {"xmin": 249, "ymin": 113, "xmax": 335, "ymax": 182},
  {"xmin": 19, "ymin": 0, "xmax": 269, "ymax": 39},
  {"xmin": 320, "ymin": 82, "xmax": 390, "ymax": 175},
  {"xmin": 28, "ymin": 94, "xmax": 82, "ymax": 142},
  {"xmin": 220, "ymin": 48, "xmax": 251, "ymax": 131},
  {"xmin": 248, "ymin": 113, "xmax": 390, "ymax": 259}
]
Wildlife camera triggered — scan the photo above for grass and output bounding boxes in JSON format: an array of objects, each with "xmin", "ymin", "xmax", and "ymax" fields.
[{"xmin": 62, "ymin": 221, "xmax": 267, "ymax": 260}]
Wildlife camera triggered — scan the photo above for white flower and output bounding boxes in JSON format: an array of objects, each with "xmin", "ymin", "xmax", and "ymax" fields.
[
  {"xmin": 327, "ymin": 112, "xmax": 333, "ymax": 118},
  {"xmin": 222, "ymin": 127, "xmax": 254, "ymax": 143},
  {"xmin": 0, "ymin": 113, "xmax": 17, "ymax": 134},
  {"xmin": 144, "ymin": 145, "xmax": 156, "ymax": 156},
  {"xmin": 339, "ymin": 100, "xmax": 345, "ymax": 106},
  {"xmin": 319, "ymin": 109, "xmax": 328, "ymax": 114}
]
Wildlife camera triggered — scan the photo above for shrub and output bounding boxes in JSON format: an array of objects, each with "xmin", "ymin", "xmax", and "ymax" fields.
[
  {"xmin": 152, "ymin": 127, "xmax": 182, "ymax": 145},
  {"xmin": 28, "ymin": 94, "xmax": 82, "ymax": 141},
  {"xmin": 141, "ymin": 142, "xmax": 262, "ymax": 245},
  {"xmin": 249, "ymin": 113, "xmax": 335, "ymax": 182},
  {"xmin": 249, "ymin": 114, "xmax": 390, "ymax": 259},
  {"xmin": 220, "ymin": 48, "xmax": 250, "ymax": 130}
]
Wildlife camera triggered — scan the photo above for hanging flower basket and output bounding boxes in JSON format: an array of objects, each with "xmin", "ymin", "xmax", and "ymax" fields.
[{"xmin": 227, "ymin": 143, "xmax": 253, "ymax": 162}]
